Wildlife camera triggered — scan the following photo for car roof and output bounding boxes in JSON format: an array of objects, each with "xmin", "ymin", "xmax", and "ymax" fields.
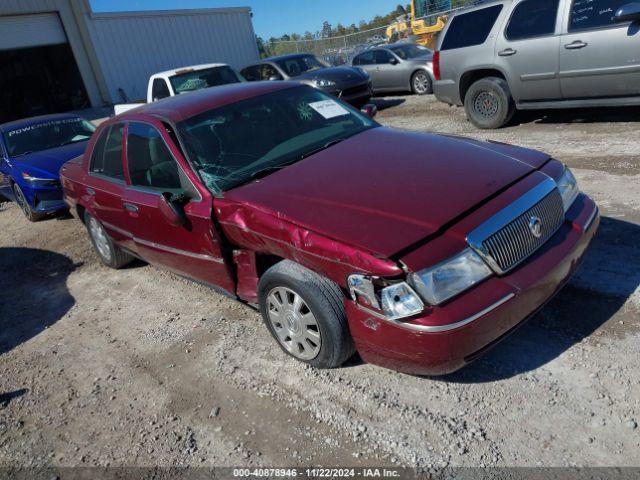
[
  {"xmin": 0, "ymin": 113, "xmax": 84, "ymax": 133},
  {"xmin": 113, "ymin": 81, "xmax": 300, "ymax": 124},
  {"xmin": 449, "ymin": 0, "xmax": 510, "ymax": 16},
  {"xmin": 152, "ymin": 63, "xmax": 230, "ymax": 78},
  {"xmin": 260, "ymin": 53, "xmax": 316, "ymax": 63}
]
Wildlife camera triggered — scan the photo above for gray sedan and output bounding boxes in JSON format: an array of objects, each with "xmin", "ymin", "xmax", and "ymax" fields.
[
  {"xmin": 352, "ymin": 43, "xmax": 434, "ymax": 95},
  {"xmin": 241, "ymin": 54, "xmax": 372, "ymax": 107}
]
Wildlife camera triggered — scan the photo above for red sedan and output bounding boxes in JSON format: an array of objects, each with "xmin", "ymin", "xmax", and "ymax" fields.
[{"xmin": 60, "ymin": 82, "xmax": 599, "ymax": 375}]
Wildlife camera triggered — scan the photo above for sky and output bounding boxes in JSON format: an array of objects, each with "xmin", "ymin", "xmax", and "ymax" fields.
[{"xmin": 89, "ymin": 1, "xmax": 403, "ymax": 39}]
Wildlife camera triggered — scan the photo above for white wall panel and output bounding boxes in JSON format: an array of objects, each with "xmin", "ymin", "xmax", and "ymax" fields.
[{"xmin": 0, "ymin": 13, "xmax": 67, "ymax": 50}]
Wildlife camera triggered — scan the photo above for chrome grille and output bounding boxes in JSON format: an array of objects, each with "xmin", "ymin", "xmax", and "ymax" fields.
[
  {"xmin": 467, "ymin": 178, "xmax": 566, "ymax": 275},
  {"xmin": 483, "ymin": 190, "xmax": 564, "ymax": 273}
]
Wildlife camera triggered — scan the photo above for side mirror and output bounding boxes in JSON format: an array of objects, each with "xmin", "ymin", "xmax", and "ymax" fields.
[
  {"xmin": 614, "ymin": 2, "xmax": 640, "ymax": 22},
  {"xmin": 361, "ymin": 104, "xmax": 378, "ymax": 118},
  {"xmin": 159, "ymin": 192, "xmax": 188, "ymax": 227},
  {"xmin": 389, "ymin": 57, "xmax": 399, "ymax": 65}
]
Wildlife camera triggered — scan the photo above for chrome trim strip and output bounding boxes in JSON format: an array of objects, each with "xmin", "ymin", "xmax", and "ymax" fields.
[
  {"xmin": 467, "ymin": 178, "xmax": 560, "ymax": 274},
  {"xmin": 100, "ymin": 221, "xmax": 224, "ymax": 264},
  {"xmin": 355, "ymin": 294, "xmax": 515, "ymax": 333},
  {"xmin": 584, "ymin": 206, "xmax": 599, "ymax": 231}
]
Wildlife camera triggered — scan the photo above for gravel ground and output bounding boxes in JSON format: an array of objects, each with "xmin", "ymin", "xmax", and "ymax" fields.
[{"xmin": 0, "ymin": 96, "xmax": 639, "ymax": 470}]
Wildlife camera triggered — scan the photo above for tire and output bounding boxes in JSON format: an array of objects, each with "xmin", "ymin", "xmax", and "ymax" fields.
[
  {"xmin": 258, "ymin": 260, "xmax": 355, "ymax": 369},
  {"xmin": 13, "ymin": 183, "xmax": 45, "ymax": 222},
  {"xmin": 464, "ymin": 77, "xmax": 515, "ymax": 129},
  {"xmin": 411, "ymin": 70, "xmax": 432, "ymax": 95},
  {"xmin": 84, "ymin": 211, "xmax": 134, "ymax": 269}
]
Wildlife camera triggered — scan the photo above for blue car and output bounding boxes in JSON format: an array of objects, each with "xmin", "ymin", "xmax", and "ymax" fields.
[{"xmin": 0, "ymin": 114, "xmax": 96, "ymax": 221}]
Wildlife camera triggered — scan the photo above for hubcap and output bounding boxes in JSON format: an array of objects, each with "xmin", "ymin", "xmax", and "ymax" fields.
[
  {"xmin": 13, "ymin": 185, "xmax": 32, "ymax": 219},
  {"xmin": 414, "ymin": 73, "xmax": 429, "ymax": 94},
  {"xmin": 88, "ymin": 217, "xmax": 112, "ymax": 262},
  {"xmin": 474, "ymin": 91, "xmax": 500, "ymax": 119},
  {"xmin": 266, "ymin": 287, "xmax": 321, "ymax": 361}
]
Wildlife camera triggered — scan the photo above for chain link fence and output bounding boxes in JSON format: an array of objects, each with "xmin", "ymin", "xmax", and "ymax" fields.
[{"xmin": 265, "ymin": 0, "xmax": 479, "ymax": 65}]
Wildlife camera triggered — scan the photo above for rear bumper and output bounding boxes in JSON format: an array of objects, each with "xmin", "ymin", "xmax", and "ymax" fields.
[
  {"xmin": 434, "ymin": 79, "xmax": 462, "ymax": 106},
  {"xmin": 346, "ymin": 193, "xmax": 599, "ymax": 376}
]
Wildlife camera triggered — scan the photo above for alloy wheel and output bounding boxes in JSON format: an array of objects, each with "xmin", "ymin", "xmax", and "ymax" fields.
[
  {"xmin": 413, "ymin": 73, "xmax": 430, "ymax": 94},
  {"xmin": 13, "ymin": 184, "xmax": 33, "ymax": 220},
  {"xmin": 266, "ymin": 287, "xmax": 321, "ymax": 361},
  {"xmin": 88, "ymin": 217, "xmax": 112, "ymax": 263}
]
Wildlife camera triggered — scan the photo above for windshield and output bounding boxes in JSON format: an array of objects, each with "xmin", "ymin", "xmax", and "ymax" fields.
[
  {"xmin": 389, "ymin": 44, "xmax": 432, "ymax": 59},
  {"xmin": 276, "ymin": 55, "xmax": 326, "ymax": 77},
  {"xmin": 3, "ymin": 118, "xmax": 96, "ymax": 157},
  {"xmin": 176, "ymin": 86, "xmax": 377, "ymax": 193},
  {"xmin": 169, "ymin": 66, "xmax": 243, "ymax": 94}
]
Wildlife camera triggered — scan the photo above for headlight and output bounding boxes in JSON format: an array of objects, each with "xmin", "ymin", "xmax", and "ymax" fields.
[
  {"xmin": 348, "ymin": 275, "xmax": 424, "ymax": 321},
  {"xmin": 556, "ymin": 166, "xmax": 579, "ymax": 212},
  {"xmin": 312, "ymin": 78, "xmax": 336, "ymax": 88},
  {"xmin": 410, "ymin": 249, "xmax": 492, "ymax": 305},
  {"xmin": 21, "ymin": 172, "xmax": 56, "ymax": 184}
]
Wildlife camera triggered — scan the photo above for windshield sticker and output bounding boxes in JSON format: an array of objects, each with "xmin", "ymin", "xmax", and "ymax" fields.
[
  {"xmin": 297, "ymin": 103, "xmax": 314, "ymax": 121},
  {"xmin": 7, "ymin": 118, "xmax": 81, "ymax": 137},
  {"xmin": 309, "ymin": 100, "xmax": 350, "ymax": 119}
]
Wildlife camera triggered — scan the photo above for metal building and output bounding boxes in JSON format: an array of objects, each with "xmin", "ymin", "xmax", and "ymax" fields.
[{"xmin": 0, "ymin": 0, "xmax": 259, "ymax": 122}]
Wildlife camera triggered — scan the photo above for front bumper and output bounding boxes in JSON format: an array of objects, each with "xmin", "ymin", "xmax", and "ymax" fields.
[
  {"xmin": 327, "ymin": 81, "xmax": 372, "ymax": 105},
  {"xmin": 346, "ymin": 193, "xmax": 599, "ymax": 376}
]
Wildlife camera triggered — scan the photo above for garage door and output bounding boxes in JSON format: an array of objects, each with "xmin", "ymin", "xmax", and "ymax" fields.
[{"xmin": 0, "ymin": 13, "xmax": 67, "ymax": 51}]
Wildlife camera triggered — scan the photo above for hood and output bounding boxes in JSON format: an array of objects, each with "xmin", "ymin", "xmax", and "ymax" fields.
[
  {"xmin": 225, "ymin": 128, "xmax": 550, "ymax": 258},
  {"xmin": 12, "ymin": 141, "xmax": 87, "ymax": 179},
  {"xmin": 297, "ymin": 66, "xmax": 368, "ymax": 84}
]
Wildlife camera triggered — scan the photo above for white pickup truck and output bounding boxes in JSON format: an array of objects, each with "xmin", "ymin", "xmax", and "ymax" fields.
[{"xmin": 114, "ymin": 63, "xmax": 244, "ymax": 115}]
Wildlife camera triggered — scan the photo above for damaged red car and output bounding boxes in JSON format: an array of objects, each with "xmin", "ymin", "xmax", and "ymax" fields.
[{"xmin": 61, "ymin": 82, "xmax": 599, "ymax": 375}]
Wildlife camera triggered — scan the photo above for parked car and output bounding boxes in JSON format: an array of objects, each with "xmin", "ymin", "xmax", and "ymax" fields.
[
  {"xmin": 61, "ymin": 82, "xmax": 599, "ymax": 375},
  {"xmin": 241, "ymin": 54, "xmax": 372, "ymax": 106},
  {"xmin": 0, "ymin": 114, "xmax": 95, "ymax": 221},
  {"xmin": 115, "ymin": 63, "xmax": 244, "ymax": 115},
  {"xmin": 352, "ymin": 43, "xmax": 434, "ymax": 95},
  {"xmin": 433, "ymin": 0, "xmax": 640, "ymax": 128}
]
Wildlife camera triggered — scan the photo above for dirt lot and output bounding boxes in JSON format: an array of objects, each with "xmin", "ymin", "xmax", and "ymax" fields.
[{"xmin": 1, "ymin": 97, "xmax": 639, "ymax": 470}]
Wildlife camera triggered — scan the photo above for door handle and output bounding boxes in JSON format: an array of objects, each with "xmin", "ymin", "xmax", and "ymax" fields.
[
  {"xmin": 86, "ymin": 187, "xmax": 95, "ymax": 196},
  {"xmin": 565, "ymin": 41, "xmax": 588, "ymax": 50},
  {"xmin": 498, "ymin": 48, "xmax": 517, "ymax": 57},
  {"xmin": 122, "ymin": 202, "xmax": 139, "ymax": 213}
]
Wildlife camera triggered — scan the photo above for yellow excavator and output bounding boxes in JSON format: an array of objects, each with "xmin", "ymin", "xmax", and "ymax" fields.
[{"xmin": 386, "ymin": 0, "xmax": 448, "ymax": 50}]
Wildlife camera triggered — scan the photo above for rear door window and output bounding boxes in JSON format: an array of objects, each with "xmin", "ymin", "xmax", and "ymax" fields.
[
  {"xmin": 241, "ymin": 65, "xmax": 261, "ymax": 81},
  {"xmin": 441, "ymin": 5, "xmax": 504, "ymax": 50},
  {"xmin": 506, "ymin": 0, "xmax": 560, "ymax": 40},
  {"xmin": 569, "ymin": 0, "xmax": 630, "ymax": 31},
  {"xmin": 261, "ymin": 64, "xmax": 282, "ymax": 81},
  {"xmin": 90, "ymin": 124, "xmax": 124, "ymax": 180}
]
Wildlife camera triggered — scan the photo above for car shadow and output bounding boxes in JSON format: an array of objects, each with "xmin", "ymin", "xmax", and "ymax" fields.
[
  {"xmin": 371, "ymin": 97, "xmax": 407, "ymax": 111},
  {"xmin": 0, "ymin": 248, "xmax": 78, "ymax": 356},
  {"xmin": 0, "ymin": 388, "xmax": 28, "ymax": 408},
  {"xmin": 512, "ymin": 106, "xmax": 640, "ymax": 126},
  {"xmin": 441, "ymin": 216, "xmax": 639, "ymax": 383}
]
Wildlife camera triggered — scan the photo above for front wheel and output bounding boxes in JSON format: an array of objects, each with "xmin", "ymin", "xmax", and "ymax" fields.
[
  {"xmin": 411, "ymin": 71, "xmax": 432, "ymax": 95},
  {"xmin": 258, "ymin": 260, "xmax": 355, "ymax": 369},
  {"xmin": 464, "ymin": 77, "xmax": 515, "ymax": 129},
  {"xmin": 84, "ymin": 212, "xmax": 134, "ymax": 269},
  {"xmin": 13, "ymin": 183, "xmax": 45, "ymax": 222}
]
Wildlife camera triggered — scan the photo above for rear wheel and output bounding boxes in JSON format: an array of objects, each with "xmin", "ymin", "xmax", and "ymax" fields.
[
  {"xmin": 13, "ymin": 183, "xmax": 45, "ymax": 222},
  {"xmin": 464, "ymin": 77, "xmax": 515, "ymax": 129},
  {"xmin": 411, "ymin": 71, "xmax": 432, "ymax": 95},
  {"xmin": 258, "ymin": 260, "xmax": 355, "ymax": 369},
  {"xmin": 84, "ymin": 212, "xmax": 134, "ymax": 269}
]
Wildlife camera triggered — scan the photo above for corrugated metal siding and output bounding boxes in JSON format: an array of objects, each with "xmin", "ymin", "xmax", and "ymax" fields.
[
  {"xmin": 0, "ymin": 13, "xmax": 67, "ymax": 50},
  {"xmin": 84, "ymin": 9, "xmax": 260, "ymax": 102}
]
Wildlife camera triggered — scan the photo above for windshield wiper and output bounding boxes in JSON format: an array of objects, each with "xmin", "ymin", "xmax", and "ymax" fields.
[
  {"xmin": 249, "ymin": 161, "xmax": 298, "ymax": 181},
  {"xmin": 298, "ymin": 138, "xmax": 346, "ymax": 161},
  {"xmin": 12, "ymin": 151, "xmax": 34, "ymax": 158}
]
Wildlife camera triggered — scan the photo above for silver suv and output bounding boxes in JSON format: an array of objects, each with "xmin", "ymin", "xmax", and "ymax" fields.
[{"xmin": 433, "ymin": 0, "xmax": 640, "ymax": 129}]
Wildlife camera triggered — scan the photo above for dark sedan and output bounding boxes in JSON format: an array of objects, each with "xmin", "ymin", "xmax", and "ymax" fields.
[
  {"xmin": 241, "ymin": 54, "xmax": 372, "ymax": 107},
  {"xmin": 0, "ymin": 114, "xmax": 95, "ymax": 221}
]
